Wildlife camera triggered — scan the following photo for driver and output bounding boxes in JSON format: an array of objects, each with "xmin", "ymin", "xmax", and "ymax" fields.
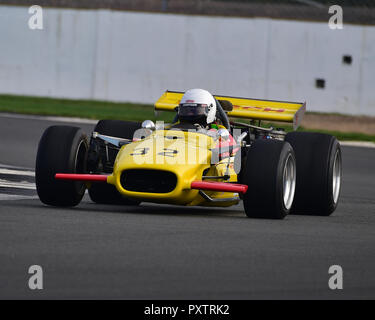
[
  {"xmin": 173, "ymin": 88, "xmax": 222, "ymax": 133},
  {"xmin": 175, "ymin": 88, "xmax": 236, "ymax": 160}
]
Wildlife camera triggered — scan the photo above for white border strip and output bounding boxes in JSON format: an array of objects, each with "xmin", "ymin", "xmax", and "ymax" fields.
[
  {"xmin": 0, "ymin": 180, "xmax": 36, "ymax": 190},
  {"xmin": 0, "ymin": 194, "xmax": 38, "ymax": 201},
  {"xmin": 0, "ymin": 112, "xmax": 97, "ymax": 124},
  {"xmin": 339, "ymin": 141, "xmax": 375, "ymax": 148},
  {"xmin": 0, "ymin": 163, "xmax": 34, "ymax": 171},
  {"xmin": 0, "ymin": 168, "xmax": 35, "ymax": 177}
]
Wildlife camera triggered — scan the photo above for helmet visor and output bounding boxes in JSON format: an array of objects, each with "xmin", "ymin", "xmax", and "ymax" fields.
[{"xmin": 178, "ymin": 103, "xmax": 208, "ymax": 119}]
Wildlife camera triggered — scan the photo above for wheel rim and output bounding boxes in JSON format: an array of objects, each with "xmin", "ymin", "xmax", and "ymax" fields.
[
  {"xmin": 332, "ymin": 149, "xmax": 341, "ymax": 204},
  {"xmin": 74, "ymin": 139, "xmax": 87, "ymax": 194},
  {"xmin": 75, "ymin": 140, "xmax": 87, "ymax": 174},
  {"xmin": 283, "ymin": 153, "xmax": 296, "ymax": 210}
]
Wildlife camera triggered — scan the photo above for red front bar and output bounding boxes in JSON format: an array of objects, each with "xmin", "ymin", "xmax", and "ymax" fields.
[
  {"xmin": 55, "ymin": 173, "xmax": 108, "ymax": 182},
  {"xmin": 191, "ymin": 181, "xmax": 248, "ymax": 194}
]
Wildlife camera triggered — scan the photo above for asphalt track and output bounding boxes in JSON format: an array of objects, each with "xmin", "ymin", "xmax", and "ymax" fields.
[{"xmin": 0, "ymin": 114, "xmax": 374, "ymax": 299}]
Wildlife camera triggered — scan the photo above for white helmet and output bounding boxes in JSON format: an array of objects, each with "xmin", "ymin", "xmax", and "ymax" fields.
[{"xmin": 178, "ymin": 89, "xmax": 217, "ymax": 124}]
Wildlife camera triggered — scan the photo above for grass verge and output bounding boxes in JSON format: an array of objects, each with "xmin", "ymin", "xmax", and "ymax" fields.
[
  {"xmin": 1, "ymin": 94, "xmax": 374, "ymax": 142},
  {"xmin": 0, "ymin": 94, "xmax": 174, "ymax": 122}
]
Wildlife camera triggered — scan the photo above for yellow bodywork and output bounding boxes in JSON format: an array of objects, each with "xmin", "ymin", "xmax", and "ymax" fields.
[
  {"xmin": 106, "ymin": 130, "xmax": 240, "ymax": 207},
  {"xmin": 155, "ymin": 90, "xmax": 306, "ymax": 130}
]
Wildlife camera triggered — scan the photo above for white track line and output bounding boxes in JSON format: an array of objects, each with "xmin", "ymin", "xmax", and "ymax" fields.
[
  {"xmin": 339, "ymin": 141, "xmax": 375, "ymax": 148},
  {"xmin": 0, "ymin": 163, "xmax": 34, "ymax": 171},
  {"xmin": 0, "ymin": 194, "xmax": 38, "ymax": 201},
  {"xmin": 0, "ymin": 168, "xmax": 35, "ymax": 177},
  {"xmin": 0, "ymin": 112, "xmax": 97, "ymax": 124},
  {"xmin": 0, "ymin": 179, "xmax": 36, "ymax": 190},
  {"xmin": 0, "ymin": 165, "xmax": 37, "ymax": 200}
]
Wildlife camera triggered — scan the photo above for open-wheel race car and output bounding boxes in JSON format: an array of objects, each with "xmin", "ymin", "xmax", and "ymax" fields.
[{"xmin": 35, "ymin": 89, "xmax": 342, "ymax": 219}]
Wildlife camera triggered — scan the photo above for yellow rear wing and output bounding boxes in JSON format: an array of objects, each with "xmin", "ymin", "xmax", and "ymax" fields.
[{"xmin": 155, "ymin": 90, "xmax": 306, "ymax": 130}]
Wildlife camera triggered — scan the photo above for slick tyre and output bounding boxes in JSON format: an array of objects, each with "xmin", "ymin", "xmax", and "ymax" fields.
[
  {"xmin": 89, "ymin": 120, "xmax": 141, "ymax": 205},
  {"xmin": 242, "ymin": 140, "xmax": 296, "ymax": 219},
  {"xmin": 285, "ymin": 132, "xmax": 342, "ymax": 216},
  {"xmin": 35, "ymin": 126, "xmax": 88, "ymax": 207}
]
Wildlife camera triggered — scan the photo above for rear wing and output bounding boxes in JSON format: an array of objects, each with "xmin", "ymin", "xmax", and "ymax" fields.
[{"xmin": 155, "ymin": 90, "xmax": 306, "ymax": 130}]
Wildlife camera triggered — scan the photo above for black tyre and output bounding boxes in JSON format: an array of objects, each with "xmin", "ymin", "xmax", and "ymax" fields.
[
  {"xmin": 242, "ymin": 140, "xmax": 296, "ymax": 219},
  {"xmin": 285, "ymin": 132, "xmax": 342, "ymax": 216},
  {"xmin": 35, "ymin": 126, "xmax": 88, "ymax": 207},
  {"xmin": 88, "ymin": 120, "xmax": 141, "ymax": 205},
  {"xmin": 94, "ymin": 119, "xmax": 142, "ymax": 139},
  {"xmin": 93, "ymin": 120, "xmax": 142, "ymax": 166}
]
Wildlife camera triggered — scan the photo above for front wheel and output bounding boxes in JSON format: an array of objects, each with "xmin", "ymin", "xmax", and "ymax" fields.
[
  {"xmin": 242, "ymin": 140, "xmax": 296, "ymax": 219},
  {"xmin": 35, "ymin": 126, "xmax": 88, "ymax": 207}
]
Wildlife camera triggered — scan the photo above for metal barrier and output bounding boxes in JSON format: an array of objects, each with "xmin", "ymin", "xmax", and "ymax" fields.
[{"xmin": 1, "ymin": 0, "xmax": 375, "ymax": 24}]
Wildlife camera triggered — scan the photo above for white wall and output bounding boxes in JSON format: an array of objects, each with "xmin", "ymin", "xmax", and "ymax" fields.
[{"xmin": 0, "ymin": 6, "xmax": 374, "ymax": 115}]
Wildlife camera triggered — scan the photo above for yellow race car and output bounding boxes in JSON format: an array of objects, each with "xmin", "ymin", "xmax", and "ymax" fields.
[{"xmin": 35, "ymin": 91, "xmax": 342, "ymax": 219}]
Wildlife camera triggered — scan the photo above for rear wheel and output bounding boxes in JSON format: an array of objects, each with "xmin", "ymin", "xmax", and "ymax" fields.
[
  {"xmin": 285, "ymin": 132, "xmax": 342, "ymax": 216},
  {"xmin": 242, "ymin": 140, "xmax": 296, "ymax": 219},
  {"xmin": 35, "ymin": 126, "xmax": 88, "ymax": 206},
  {"xmin": 88, "ymin": 120, "xmax": 141, "ymax": 205}
]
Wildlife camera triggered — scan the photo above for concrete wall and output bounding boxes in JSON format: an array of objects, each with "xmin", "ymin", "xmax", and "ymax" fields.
[{"xmin": 0, "ymin": 5, "xmax": 374, "ymax": 115}]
